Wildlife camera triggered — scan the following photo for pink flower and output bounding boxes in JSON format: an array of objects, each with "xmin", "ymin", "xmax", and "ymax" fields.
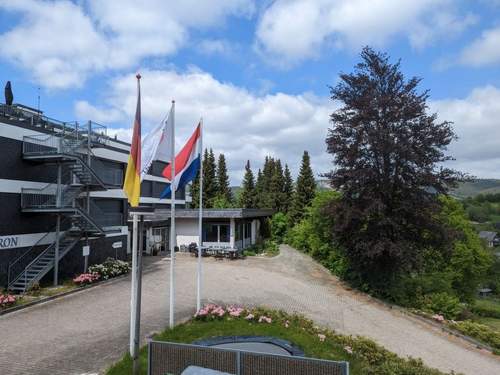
[
  {"xmin": 245, "ymin": 313, "xmax": 255, "ymax": 320},
  {"xmin": 318, "ymin": 334, "xmax": 326, "ymax": 342},
  {"xmin": 432, "ymin": 314, "xmax": 445, "ymax": 322},
  {"xmin": 0, "ymin": 293, "xmax": 17, "ymax": 307},
  {"xmin": 344, "ymin": 346, "xmax": 353, "ymax": 354},
  {"xmin": 258, "ymin": 316, "xmax": 272, "ymax": 324}
]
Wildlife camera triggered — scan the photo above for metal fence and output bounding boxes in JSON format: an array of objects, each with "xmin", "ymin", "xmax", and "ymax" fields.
[{"xmin": 148, "ymin": 341, "xmax": 349, "ymax": 375}]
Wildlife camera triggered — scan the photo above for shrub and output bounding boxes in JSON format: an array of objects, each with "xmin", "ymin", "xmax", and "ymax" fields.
[
  {"xmin": 270, "ymin": 212, "xmax": 289, "ymax": 243},
  {"xmin": 472, "ymin": 298, "xmax": 500, "ymax": 319},
  {"xmin": 73, "ymin": 273, "xmax": 100, "ymax": 286},
  {"xmin": 450, "ymin": 320, "xmax": 500, "ymax": 350},
  {"xmin": 420, "ymin": 292, "xmax": 463, "ymax": 320},
  {"xmin": 88, "ymin": 258, "xmax": 131, "ymax": 280},
  {"xmin": 0, "ymin": 293, "xmax": 17, "ymax": 308}
]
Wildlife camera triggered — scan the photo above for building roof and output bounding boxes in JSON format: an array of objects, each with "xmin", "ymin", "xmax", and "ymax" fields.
[
  {"xmin": 151, "ymin": 208, "xmax": 274, "ymax": 220},
  {"xmin": 478, "ymin": 231, "xmax": 497, "ymax": 241}
]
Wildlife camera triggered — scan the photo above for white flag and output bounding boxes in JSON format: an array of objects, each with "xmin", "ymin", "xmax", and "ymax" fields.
[{"xmin": 140, "ymin": 105, "xmax": 173, "ymax": 180}]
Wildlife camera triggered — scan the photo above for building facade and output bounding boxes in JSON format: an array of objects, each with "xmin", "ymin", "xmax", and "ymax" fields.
[{"xmin": 0, "ymin": 103, "xmax": 188, "ymax": 291}]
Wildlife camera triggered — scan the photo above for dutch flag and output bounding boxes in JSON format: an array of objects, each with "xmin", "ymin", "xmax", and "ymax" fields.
[{"xmin": 160, "ymin": 123, "xmax": 202, "ymax": 199}]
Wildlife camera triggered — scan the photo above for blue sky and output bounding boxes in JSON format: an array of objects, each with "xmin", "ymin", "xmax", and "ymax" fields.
[{"xmin": 1, "ymin": 0, "xmax": 500, "ymax": 183}]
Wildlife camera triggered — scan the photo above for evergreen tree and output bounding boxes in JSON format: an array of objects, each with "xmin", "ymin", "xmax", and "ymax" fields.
[
  {"xmin": 199, "ymin": 148, "xmax": 217, "ymax": 208},
  {"xmin": 269, "ymin": 159, "xmax": 285, "ymax": 211},
  {"xmin": 282, "ymin": 164, "xmax": 294, "ymax": 213},
  {"xmin": 290, "ymin": 151, "xmax": 316, "ymax": 223},
  {"xmin": 216, "ymin": 153, "xmax": 232, "ymax": 204},
  {"xmin": 254, "ymin": 168, "xmax": 264, "ymax": 208},
  {"xmin": 239, "ymin": 160, "xmax": 255, "ymax": 208},
  {"xmin": 190, "ymin": 169, "xmax": 201, "ymax": 208},
  {"xmin": 260, "ymin": 156, "xmax": 275, "ymax": 208}
]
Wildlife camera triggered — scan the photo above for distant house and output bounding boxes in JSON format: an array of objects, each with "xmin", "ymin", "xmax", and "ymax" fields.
[{"xmin": 478, "ymin": 231, "xmax": 499, "ymax": 248}]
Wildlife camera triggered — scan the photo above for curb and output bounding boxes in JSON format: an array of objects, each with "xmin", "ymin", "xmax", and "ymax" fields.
[{"xmin": 0, "ymin": 272, "xmax": 131, "ymax": 317}]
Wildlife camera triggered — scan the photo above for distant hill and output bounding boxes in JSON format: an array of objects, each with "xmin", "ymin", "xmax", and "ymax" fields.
[{"xmin": 451, "ymin": 179, "xmax": 500, "ymax": 199}]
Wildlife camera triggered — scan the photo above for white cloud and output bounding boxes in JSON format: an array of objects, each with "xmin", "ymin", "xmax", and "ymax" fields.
[
  {"xmin": 197, "ymin": 39, "xmax": 235, "ymax": 57},
  {"xmin": 74, "ymin": 68, "xmax": 333, "ymax": 184},
  {"xmin": 255, "ymin": 0, "xmax": 475, "ymax": 66},
  {"xmin": 459, "ymin": 26, "xmax": 500, "ymax": 67},
  {"xmin": 0, "ymin": 0, "xmax": 255, "ymax": 89},
  {"xmin": 431, "ymin": 86, "xmax": 500, "ymax": 178}
]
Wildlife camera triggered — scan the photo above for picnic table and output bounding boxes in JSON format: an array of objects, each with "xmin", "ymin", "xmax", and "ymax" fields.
[{"xmin": 190, "ymin": 245, "xmax": 242, "ymax": 260}]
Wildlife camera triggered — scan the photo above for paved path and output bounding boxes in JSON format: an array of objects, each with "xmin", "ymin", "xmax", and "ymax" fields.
[{"xmin": 0, "ymin": 245, "xmax": 499, "ymax": 375}]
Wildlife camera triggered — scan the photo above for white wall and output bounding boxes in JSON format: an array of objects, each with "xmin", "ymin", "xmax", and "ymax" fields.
[{"xmin": 176, "ymin": 218, "xmax": 199, "ymax": 246}]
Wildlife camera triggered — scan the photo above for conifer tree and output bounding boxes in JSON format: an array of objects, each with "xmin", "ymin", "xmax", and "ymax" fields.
[
  {"xmin": 254, "ymin": 168, "xmax": 264, "ymax": 208},
  {"xmin": 282, "ymin": 164, "xmax": 294, "ymax": 213},
  {"xmin": 199, "ymin": 148, "xmax": 217, "ymax": 207},
  {"xmin": 290, "ymin": 151, "xmax": 316, "ymax": 223},
  {"xmin": 239, "ymin": 160, "xmax": 255, "ymax": 208},
  {"xmin": 216, "ymin": 153, "xmax": 232, "ymax": 204},
  {"xmin": 260, "ymin": 156, "xmax": 275, "ymax": 208},
  {"xmin": 270, "ymin": 159, "xmax": 285, "ymax": 211}
]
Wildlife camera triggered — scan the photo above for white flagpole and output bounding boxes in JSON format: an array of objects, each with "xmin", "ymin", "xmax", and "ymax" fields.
[
  {"xmin": 196, "ymin": 118, "xmax": 203, "ymax": 311},
  {"xmin": 169, "ymin": 100, "xmax": 176, "ymax": 329},
  {"xmin": 129, "ymin": 213, "xmax": 138, "ymax": 355}
]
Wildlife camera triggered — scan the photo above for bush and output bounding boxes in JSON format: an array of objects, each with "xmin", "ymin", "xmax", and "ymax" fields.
[
  {"xmin": 73, "ymin": 273, "xmax": 100, "ymax": 286},
  {"xmin": 88, "ymin": 258, "xmax": 131, "ymax": 280},
  {"xmin": 451, "ymin": 320, "xmax": 500, "ymax": 350},
  {"xmin": 420, "ymin": 292, "xmax": 463, "ymax": 320},
  {"xmin": 472, "ymin": 298, "xmax": 500, "ymax": 319},
  {"xmin": 0, "ymin": 293, "xmax": 17, "ymax": 308},
  {"xmin": 270, "ymin": 212, "xmax": 289, "ymax": 243}
]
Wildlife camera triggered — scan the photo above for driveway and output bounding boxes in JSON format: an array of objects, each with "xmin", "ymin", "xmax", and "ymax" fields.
[{"xmin": 0, "ymin": 245, "xmax": 498, "ymax": 375}]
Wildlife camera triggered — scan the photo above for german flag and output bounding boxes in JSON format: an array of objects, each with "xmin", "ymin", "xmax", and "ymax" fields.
[{"xmin": 123, "ymin": 74, "xmax": 142, "ymax": 207}]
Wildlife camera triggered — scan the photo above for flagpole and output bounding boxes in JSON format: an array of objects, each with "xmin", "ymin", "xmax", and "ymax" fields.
[
  {"xmin": 129, "ymin": 213, "xmax": 138, "ymax": 356},
  {"xmin": 169, "ymin": 100, "xmax": 176, "ymax": 329},
  {"xmin": 197, "ymin": 118, "xmax": 203, "ymax": 311}
]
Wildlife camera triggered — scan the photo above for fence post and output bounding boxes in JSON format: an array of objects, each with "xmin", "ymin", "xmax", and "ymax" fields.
[{"xmin": 236, "ymin": 351, "xmax": 241, "ymax": 375}]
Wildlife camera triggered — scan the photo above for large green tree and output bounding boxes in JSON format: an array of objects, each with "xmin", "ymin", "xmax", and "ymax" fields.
[
  {"xmin": 269, "ymin": 159, "xmax": 285, "ymax": 211},
  {"xmin": 282, "ymin": 164, "xmax": 294, "ymax": 213},
  {"xmin": 216, "ymin": 153, "xmax": 232, "ymax": 204},
  {"xmin": 290, "ymin": 151, "xmax": 316, "ymax": 223},
  {"xmin": 239, "ymin": 160, "xmax": 255, "ymax": 208},
  {"xmin": 325, "ymin": 47, "xmax": 463, "ymax": 289}
]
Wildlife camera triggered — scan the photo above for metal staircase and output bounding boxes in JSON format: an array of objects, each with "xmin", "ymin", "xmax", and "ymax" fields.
[
  {"xmin": 8, "ymin": 230, "xmax": 81, "ymax": 292},
  {"xmin": 7, "ymin": 121, "xmax": 122, "ymax": 292}
]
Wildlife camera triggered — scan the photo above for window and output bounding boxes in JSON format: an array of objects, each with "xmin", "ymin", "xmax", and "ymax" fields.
[
  {"xmin": 244, "ymin": 222, "xmax": 251, "ymax": 239},
  {"xmin": 204, "ymin": 224, "xmax": 218, "ymax": 242},
  {"xmin": 203, "ymin": 223, "xmax": 230, "ymax": 243},
  {"xmin": 219, "ymin": 224, "xmax": 230, "ymax": 242}
]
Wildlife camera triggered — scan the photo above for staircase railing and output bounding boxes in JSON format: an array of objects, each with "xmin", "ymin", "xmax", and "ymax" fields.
[{"xmin": 7, "ymin": 219, "xmax": 69, "ymax": 288}]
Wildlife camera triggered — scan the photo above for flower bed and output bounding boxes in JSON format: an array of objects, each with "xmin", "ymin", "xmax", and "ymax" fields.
[
  {"xmin": 88, "ymin": 258, "xmax": 130, "ymax": 280},
  {"xmin": 105, "ymin": 305, "xmax": 458, "ymax": 375},
  {"xmin": 73, "ymin": 273, "xmax": 100, "ymax": 286},
  {"xmin": 0, "ymin": 293, "xmax": 17, "ymax": 309}
]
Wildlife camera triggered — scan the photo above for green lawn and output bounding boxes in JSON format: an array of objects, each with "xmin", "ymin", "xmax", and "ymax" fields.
[
  {"xmin": 106, "ymin": 307, "xmax": 452, "ymax": 375},
  {"xmin": 472, "ymin": 298, "xmax": 500, "ymax": 333}
]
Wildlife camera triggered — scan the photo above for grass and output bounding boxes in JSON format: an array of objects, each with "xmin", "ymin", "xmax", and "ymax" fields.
[
  {"xmin": 106, "ymin": 307, "xmax": 453, "ymax": 375},
  {"xmin": 243, "ymin": 240, "xmax": 280, "ymax": 257},
  {"xmin": 471, "ymin": 297, "xmax": 500, "ymax": 334}
]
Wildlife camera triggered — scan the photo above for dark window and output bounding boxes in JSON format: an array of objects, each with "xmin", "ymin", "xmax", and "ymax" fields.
[
  {"xmin": 204, "ymin": 224, "xmax": 218, "ymax": 242},
  {"xmin": 219, "ymin": 224, "xmax": 230, "ymax": 242}
]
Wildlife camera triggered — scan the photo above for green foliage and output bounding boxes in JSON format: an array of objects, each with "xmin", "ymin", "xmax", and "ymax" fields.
[
  {"xmin": 420, "ymin": 292, "xmax": 463, "ymax": 320},
  {"xmin": 216, "ymin": 153, "xmax": 232, "ymax": 204},
  {"xmin": 286, "ymin": 191, "xmax": 347, "ymax": 276},
  {"xmin": 88, "ymin": 258, "xmax": 130, "ymax": 280},
  {"xmin": 238, "ymin": 160, "xmax": 255, "ymax": 208},
  {"xmin": 451, "ymin": 320, "xmax": 500, "ymax": 350},
  {"xmin": 270, "ymin": 212, "xmax": 289, "ymax": 243},
  {"xmin": 290, "ymin": 151, "xmax": 316, "ymax": 224},
  {"xmin": 243, "ymin": 240, "xmax": 279, "ymax": 257},
  {"xmin": 282, "ymin": 164, "xmax": 294, "ymax": 213},
  {"xmin": 438, "ymin": 195, "xmax": 493, "ymax": 302},
  {"xmin": 472, "ymin": 298, "xmax": 500, "ymax": 319}
]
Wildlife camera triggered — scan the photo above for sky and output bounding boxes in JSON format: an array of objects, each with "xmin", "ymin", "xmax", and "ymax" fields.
[{"xmin": 1, "ymin": 0, "xmax": 500, "ymax": 184}]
